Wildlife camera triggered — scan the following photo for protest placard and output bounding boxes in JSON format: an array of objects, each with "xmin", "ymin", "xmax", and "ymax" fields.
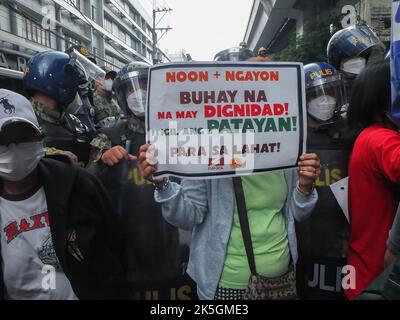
[{"xmin": 146, "ymin": 62, "xmax": 307, "ymax": 179}]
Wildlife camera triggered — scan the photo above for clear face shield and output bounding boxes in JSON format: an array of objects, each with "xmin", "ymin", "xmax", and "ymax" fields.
[
  {"xmin": 68, "ymin": 49, "xmax": 106, "ymax": 85},
  {"xmin": 306, "ymin": 76, "xmax": 347, "ymax": 122},
  {"xmin": 114, "ymin": 70, "xmax": 148, "ymax": 118},
  {"xmin": 338, "ymin": 25, "xmax": 385, "ymax": 77}
]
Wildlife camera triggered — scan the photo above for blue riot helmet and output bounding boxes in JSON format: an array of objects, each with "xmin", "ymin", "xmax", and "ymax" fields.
[
  {"xmin": 214, "ymin": 46, "xmax": 255, "ymax": 61},
  {"xmin": 113, "ymin": 61, "xmax": 150, "ymax": 118},
  {"xmin": 327, "ymin": 24, "xmax": 385, "ymax": 78},
  {"xmin": 304, "ymin": 62, "xmax": 347, "ymax": 123},
  {"xmin": 23, "ymin": 51, "xmax": 82, "ymax": 107}
]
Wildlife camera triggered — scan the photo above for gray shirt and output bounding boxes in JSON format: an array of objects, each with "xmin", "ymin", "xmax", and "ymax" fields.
[{"xmin": 0, "ymin": 187, "xmax": 77, "ymax": 300}]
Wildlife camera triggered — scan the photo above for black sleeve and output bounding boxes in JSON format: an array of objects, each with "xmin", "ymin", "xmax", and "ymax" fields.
[
  {"xmin": 388, "ymin": 205, "xmax": 400, "ymax": 256},
  {"xmin": 79, "ymin": 168, "xmax": 128, "ymax": 268},
  {"xmin": 73, "ymin": 169, "xmax": 129, "ymax": 299}
]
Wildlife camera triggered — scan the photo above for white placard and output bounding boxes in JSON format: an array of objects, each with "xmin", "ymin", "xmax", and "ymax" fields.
[{"xmin": 146, "ymin": 62, "xmax": 307, "ymax": 179}]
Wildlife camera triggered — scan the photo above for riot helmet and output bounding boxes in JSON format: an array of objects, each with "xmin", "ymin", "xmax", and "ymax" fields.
[
  {"xmin": 23, "ymin": 51, "xmax": 84, "ymax": 107},
  {"xmin": 304, "ymin": 62, "xmax": 347, "ymax": 123},
  {"xmin": 113, "ymin": 61, "xmax": 150, "ymax": 118},
  {"xmin": 214, "ymin": 46, "xmax": 255, "ymax": 62},
  {"xmin": 327, "ymin": 24, "xmax": 386, "ymax": 78}
]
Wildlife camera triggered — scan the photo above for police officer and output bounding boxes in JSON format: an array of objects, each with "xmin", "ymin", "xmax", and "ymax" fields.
[
  {"xmin": 296, "ymin": 62, "xmax": 354, "ymax": 299},
  {"xmin": 257, "ymin": 47, "xmax": 268, "ymax": 58},
  {"xmin": 327, "ymin": 24, "xmax": 386, "ymax": 101},
  {"xmin": 92, "ymin": 66, "xmax": 122, "ymax": 126},
  {"xmin": 88, "ymin": 62, "xmax": 192, "ymax": 299},
  {"xmin": 65, "ymin": 47, "xmax": 108, "ymax": 134},
  {"xmin": 23, "ymin": 51, "xmax": 94, "ymax": 167}
]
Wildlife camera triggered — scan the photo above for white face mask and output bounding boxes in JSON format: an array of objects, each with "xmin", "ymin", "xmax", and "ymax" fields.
[
  {"xmin": 103, "ymin": 79, "xmax": 113, "ymax": 92},
  {"xmin": 127, "ymin": 89, "xmax": 146, "ymax": 117},
  {"xmin": 308, "ymin": 95, "xmax": 337, "ymax": 121},
  {"xmin": 342, "ymin": 57, "xmax": 366, "ymax": 75},
  {"xmin": 0, "ymin": 142, "xmax": 44, "ymax": 182}
]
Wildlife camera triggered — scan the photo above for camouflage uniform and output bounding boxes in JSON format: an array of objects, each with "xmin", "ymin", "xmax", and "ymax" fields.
[
  {"xmin": 32, "ymin": 99, "xmax": 103, "ymax": 165},
  {"xmin": 90, "ymin": 116, "xmax": 144, "ymax": 158},
  {"xmin": 32, "ymin": 99, "xmax": 69, "ymax": 157},
  {"xmin": 93, "ymin": 90, "xmax": 121, "ymax": 124}
]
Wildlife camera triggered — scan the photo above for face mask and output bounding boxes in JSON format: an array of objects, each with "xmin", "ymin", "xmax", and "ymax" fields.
[
  {"xmin": 103, "ymin": 79, "xmax": 113, "ymax": 92},
  {"xmin": 342, "ymin": 57, "xmax": 366, "ymax": 75},
  {"xmin": 127, "ymin": 89, "xmax": 146, "ymax": 117},
  {"xmin": 0, "ymin": 142, "xmax": 44, "ymax": 182},
  {"xmin": 308, "ymin": 95, "xmax": 337, "ymax": 121}
]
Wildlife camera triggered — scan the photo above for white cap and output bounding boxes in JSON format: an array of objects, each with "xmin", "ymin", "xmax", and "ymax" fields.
[{"xmin": 0, "ymin": 89, "xmax": 41, "ymax": 134}]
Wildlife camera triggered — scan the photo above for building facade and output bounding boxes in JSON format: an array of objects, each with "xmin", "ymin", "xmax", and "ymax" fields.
[
  {"xmin": 244, "ymin": 0, "xmax": 391, "ymax": 55},
  {"xmin": 165, "ymin": 49, "xmax": 192, "ymax": 62},
  {"xmin": 0, "ymin": 0, "xmax": 169, "ymax": 71}
]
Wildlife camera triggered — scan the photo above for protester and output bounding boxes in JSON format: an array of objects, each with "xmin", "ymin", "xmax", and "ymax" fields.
[
  {"xmin": 346, "ymin": 60, "xmax": 400, "ymax": 299},
  {"xmin": 0, "ymin": 89, "xmax": 127, "ymax": 299},
  {"xmin": 138, "ymin": 147, "xmax": 320, "ymax": 300},
  {"xmin": 136, "ymin": 46, "xmax": 321, "ymax": 300}
]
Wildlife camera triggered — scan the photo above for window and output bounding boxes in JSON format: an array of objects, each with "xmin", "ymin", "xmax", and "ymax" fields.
[
  {"xmin": 21, "ymin": 16, "xmax": 51, "ymax": 47},
  {"xmin": 105, "ymin": 54, "xmax": 124, "ymax": 70},
  {"xmin": 104, "ymin": 18, "xmax": 112, "ymax": 33},
  {"xmin": 131, "ymin": 39, "xmax": 138, "ymax": 51},
  {"xmin": 64, "ymin": 0, "xmax": 77, "ymax": 6},
  {"xmin": 91, "ymin": 5, "xmax": 97, "ymax": 21},
  {"xmin": 65, "ymin": 34, "xmax": 81, "ymax": 46},
  {"xmin": 112, "ymin": 23, "xmax": 118, "ymax": 37},
  {"xmin": 64, "ymin": 0, "xmax": 81, "ymax": 9},
  {"xmin": 119, "ymin": 29, "xmax": 126, "ymax": 42}
]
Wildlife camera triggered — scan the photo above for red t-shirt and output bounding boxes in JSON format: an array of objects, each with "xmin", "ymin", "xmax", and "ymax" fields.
[{"xmin": 346, "ymin": 125, "xmax": 400, "ymax": 299}]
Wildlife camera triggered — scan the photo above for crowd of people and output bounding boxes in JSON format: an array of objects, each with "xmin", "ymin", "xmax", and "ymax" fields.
[{"xmin": 0, "ymin": 23, "xmax": 399, "ymax": 300}]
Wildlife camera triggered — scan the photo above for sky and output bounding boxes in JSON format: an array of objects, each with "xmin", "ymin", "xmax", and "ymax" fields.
[{"xmin": 141, "ymin": 0, "xmax": 254, "ymax": 61}]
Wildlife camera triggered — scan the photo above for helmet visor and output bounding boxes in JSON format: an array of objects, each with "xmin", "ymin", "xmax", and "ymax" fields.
[
  {"xmin": 69, "ymin": 49, "xmax": 105, "ymax": 82},
  {"xmin": 114, "ymin": 71, "xmax": 148, "ymax": 117},
  {"xmin": 306, "ymin": 79, "xmax": 347, "ymax": 121},
  {"xmin": 337, "ymin": 25, "xmax": 385, "ymax": 61}
]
